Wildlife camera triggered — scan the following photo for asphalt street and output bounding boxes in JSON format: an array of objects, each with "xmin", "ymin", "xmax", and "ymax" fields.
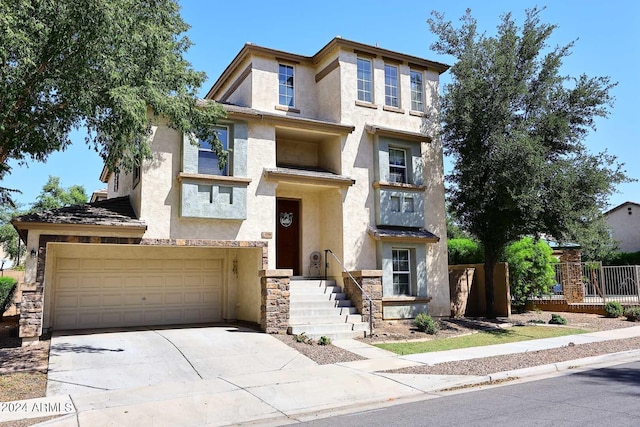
[{"xmin": 300, "ymin": 361, "xmax": 640, "ymax": 427}]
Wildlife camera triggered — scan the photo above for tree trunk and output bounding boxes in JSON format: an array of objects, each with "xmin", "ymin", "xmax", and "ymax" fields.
[{"xmin": 484, "ymin": 256, "xmax": 496, "ymax": 319}]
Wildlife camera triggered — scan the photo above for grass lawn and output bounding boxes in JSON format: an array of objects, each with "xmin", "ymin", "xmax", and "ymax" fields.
[{"xmin": 376, "ymin": 326, "xmax": 588, "ymax": 355}]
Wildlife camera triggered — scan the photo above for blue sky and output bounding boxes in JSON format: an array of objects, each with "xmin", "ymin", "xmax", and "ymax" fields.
[{"xmin": 3, "ymin": 0, "xmax": 638, "ymax": 210}]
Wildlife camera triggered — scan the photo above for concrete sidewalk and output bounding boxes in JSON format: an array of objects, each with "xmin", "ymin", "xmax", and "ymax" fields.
[{"xmin": 2, "ymin": 325, "xmax": 640, "ymax": 426}]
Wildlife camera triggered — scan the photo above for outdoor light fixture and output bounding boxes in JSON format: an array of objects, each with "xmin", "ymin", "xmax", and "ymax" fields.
[{"xmin": 30, "ymin": 248, "xmax": 37, "ymax": 258}]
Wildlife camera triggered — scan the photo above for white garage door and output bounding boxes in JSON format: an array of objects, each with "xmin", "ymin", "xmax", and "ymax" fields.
[{"xmin": 52, "ymin": 247, "xmax": 224, "ymax": 330}]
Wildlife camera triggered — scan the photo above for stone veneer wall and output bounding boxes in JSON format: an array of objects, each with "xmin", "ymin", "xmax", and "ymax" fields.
[
  {"xmin": 342, "ymin": 270, "xmax": 383, "ymax": 330},
  {"xmin": 559, "ymin": 249, "xmax": 583, "ymax": 303},
  {"xmin": 20, "ymin": 236, "xmax": 269, "ymax": 339},
  {"xmin": 259, "ymin": 269, "xmax": 292, "ymax": 334}
]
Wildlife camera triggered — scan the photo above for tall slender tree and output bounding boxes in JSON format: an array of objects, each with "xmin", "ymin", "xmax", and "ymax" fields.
[{"xmin": 429, "ymin": 8, "xmax": 629, "ymax": 317}]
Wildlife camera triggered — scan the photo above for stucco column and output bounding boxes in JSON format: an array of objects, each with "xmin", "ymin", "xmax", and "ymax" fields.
[
  {"xmin": 259, "ymin": 269, "xmax": 292, "ymax": 334},
  {"xmin": 342, "ymin": 270, "xmax": 383, "ymax": 329}
]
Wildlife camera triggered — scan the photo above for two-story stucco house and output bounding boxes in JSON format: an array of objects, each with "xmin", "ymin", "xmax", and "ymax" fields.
[
  {"xmin": 13, "ymin": 38, "xmax": 450, "ymax": 341},
  {"xmin": 605, "ymin": 202, "xmax": 640, "ymax": 253}
]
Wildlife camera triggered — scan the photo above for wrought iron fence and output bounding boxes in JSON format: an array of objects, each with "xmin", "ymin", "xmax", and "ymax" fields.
[{"xmin": 552, "ymin": 262, "xmax": 640, "ymax": 304}]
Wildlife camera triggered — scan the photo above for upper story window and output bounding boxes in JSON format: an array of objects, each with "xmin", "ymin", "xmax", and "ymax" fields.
[
  {"xmin": 198, "ymin": 126, "xmax": 229, "ymax": 175},
  {"xmin": 278, "ymin": 64, "xmax": 295, "ymax": 107},
  {"xmin": 357, "ymin": 57, "xmax": 373, "ymax": 103},
  {"xmin": 384, "ymin": 64, "xmax": 399, "ymax": 108},
  {"xmin": 392, "ymin": 249, "xmax": 412, "ymax": 296},
  {"xmin": 133, "ymin": 164, "xmax": 140, "ymax": 187},
  {"xmin": 389, "ymin": 147, "xmax": 407, "ymax": 183},
  {"xmin": 113, "ymin": 171, "xmax": 119, "ymax": 192},
  {"xmin": 410, "ymin": 70, "xmax": 424, "ymax": 112}
]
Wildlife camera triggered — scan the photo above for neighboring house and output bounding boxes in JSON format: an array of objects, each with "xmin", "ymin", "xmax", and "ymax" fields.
[
  {"xmin": 89, "ymin": 188, "xmax": 108, "ymax": 203},
  {"xmin": 605, "ymin": 202, "xmax": 640, "ymax": 253},
  {"xmin": 12, "ymin": 37, "xmax": 450, "ymax": 341}
]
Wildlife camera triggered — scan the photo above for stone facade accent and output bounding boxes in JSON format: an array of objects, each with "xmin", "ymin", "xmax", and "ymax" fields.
[
  {"xmin": 259, "ymin": 269, "xmax": 292, "ymax": 334},
  {"xmin": 559, "ymin": 249, "xmax": 583, "ymax": 303},
  {"xmin": 342, "ymin": 270, "xmax": 383, "ymax": 329},
  {"xmin": 19, "ymin": 282, "xmax": 44, "ymax": 339}
]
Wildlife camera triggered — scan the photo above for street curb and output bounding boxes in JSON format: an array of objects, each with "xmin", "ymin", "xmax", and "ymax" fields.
[{"xmin": 488, "ymin": 349, "xmax": 640, "ymax": 382}]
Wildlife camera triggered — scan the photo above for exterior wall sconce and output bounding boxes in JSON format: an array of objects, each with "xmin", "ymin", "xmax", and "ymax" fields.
[{"xmin": 30, "ymin": 249, "xmax": 37, "ymax": 258}]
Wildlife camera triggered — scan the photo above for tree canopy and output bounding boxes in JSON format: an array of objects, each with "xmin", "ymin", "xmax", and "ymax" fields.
[
  {"xmin": 0, "ymin": 176, "xmax": 88, "ymax": 264},
  {"xmin": 32, "ymin": 176, "xmax": 87, "ymax": 211},
  {"xmin": 0, "ymin": 0, "xmax": 225, "ymax": 191},
  {"xmin": 429, "ymin": 8, "xmax": 629, "ymax": 317}
]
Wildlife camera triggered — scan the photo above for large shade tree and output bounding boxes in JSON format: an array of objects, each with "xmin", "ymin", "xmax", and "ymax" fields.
[
  {"xmin": 0, "ymin": 0, "xmax": 226, "ymax": 202},
  {"xmin": 429, "ymin": 8, "xmax": 629, "ymax": 317}
]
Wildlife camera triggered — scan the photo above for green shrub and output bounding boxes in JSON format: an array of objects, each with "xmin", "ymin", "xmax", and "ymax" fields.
[
  {"xmin": 414, "ymin": 313, "xmax": 439, "ymax": 335},
  {"xmin": 0, "ymin": 276, "xmax": 17, "ymax": 320},
  {"xmin": 624, "ymin": 307, "xmax": 640, "ymax": 322},
  {"xmin": 506, "ymin": 237, "xmax": 557, "ymax": 311},
  {"xmin": 548, "ymin": 313, "xmax": 567, "ymax": 325},
  {"xmin": 604, "ymin": 301, "xmax": 624, "ymax": 318},
  {"xmin": 293, "ymin": 332, "xmax": 309, "ymax": 343},
  {"xmin": 318, "ymin": 336, "xmax": 331, "ymax": 346},
  {"xmin": 447, "ymin": 238, "xmax": 484, "ymax": 265},
  {"xmin": 527, "ymin": 319, "xmax": 546, "ymax": 324}
]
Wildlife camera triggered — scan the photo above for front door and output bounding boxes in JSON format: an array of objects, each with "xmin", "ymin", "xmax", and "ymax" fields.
[{"xmin": 276, "ymin": 199, "xmax": 300, "ymax": 275}]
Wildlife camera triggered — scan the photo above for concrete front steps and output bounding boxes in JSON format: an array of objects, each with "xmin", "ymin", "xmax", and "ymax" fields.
[{"xmin": 287, "ymin": 279, "xmax": 370, "ymax": 341}]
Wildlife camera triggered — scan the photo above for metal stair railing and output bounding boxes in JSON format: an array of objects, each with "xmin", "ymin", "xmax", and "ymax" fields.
[{"xmin": 324, "ymin": 249, "xmax": 373, "ymax": 337}]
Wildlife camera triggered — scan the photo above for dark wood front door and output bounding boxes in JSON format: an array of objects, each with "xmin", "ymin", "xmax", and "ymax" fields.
[{"xmin": 276, "ymin": 199, "xmax": 300, "ymax": 275}]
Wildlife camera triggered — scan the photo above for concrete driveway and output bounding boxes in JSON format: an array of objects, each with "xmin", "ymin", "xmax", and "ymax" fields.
[{"xmin": 47, "ymin": 324, "xmax": 316, "ymax": 396}]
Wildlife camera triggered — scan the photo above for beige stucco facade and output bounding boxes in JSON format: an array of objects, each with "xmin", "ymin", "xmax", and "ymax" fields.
[
  {"xmin": 102, "ymin": 38, "xmax": 451, "ymax": 317},
  {"xmin": 15, "ymin": 38, "xmax": 451, "ymax": 340},
  {"xmin": 605, "ymin": 202, "xmax": 640, "ymax": 253}
]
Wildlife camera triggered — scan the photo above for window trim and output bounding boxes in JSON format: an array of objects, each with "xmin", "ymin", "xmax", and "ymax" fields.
[
  {"xmin": 132, "ymin": 165, "xmax": 140, "ymax": 188},
  {"xmin": 384, "ymin": 63, "xmax": 399, "ymax": 108},
  {"xmin": 410, "ymin": 69, "xmax": 424, "ymax": 112},
  {"xmin": 198, "ymin": 125, "xmax": 230, "ymax": 176},
  {"xmin": 278, "ymin": 63, "xmax": 295, "ymax": 108},
  {"xmin": 388, "ymin": 147, "xmax": 408, "ymax": 184},
  {"xmin": 392, "ymin": 248, "xmax": 412, "ymax": 296},
  {"xmin": 357, "ymin": 57, "xmax": 373, "ymax": 103}
]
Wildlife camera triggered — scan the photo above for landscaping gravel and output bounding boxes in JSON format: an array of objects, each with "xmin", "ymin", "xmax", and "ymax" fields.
[{"xmin": 275, "ymin": 312, "xmax": 640, "ymax": 372}]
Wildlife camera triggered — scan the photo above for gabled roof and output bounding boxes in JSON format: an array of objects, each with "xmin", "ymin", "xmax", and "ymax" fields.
[
  {"xmin": 12, "ymin": 196, "xmax": 147, "ymax": 240},
  {"xmin": 207, "ymin": 37, "xmax": 450, "ymax": 100},
  {"xmin": 604, "ymin": 201, "xmax": 640, "ymax": 216}
]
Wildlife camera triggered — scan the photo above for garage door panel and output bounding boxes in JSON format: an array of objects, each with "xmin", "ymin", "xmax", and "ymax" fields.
[
  {"xmin": 56, "ymin": 275, "xmax": 79, "ymax": 290},
  {"xmin": 102, "ymin": 276, "xmax": 124, "ymax": 289},
  {"xmin": 78, "ymin": 295, "xmax": 102, "ymax": 307},
  {"xmin": 203, "ymin": 291, "xmax": 221, "ymax": 304},
  {"xmin": 53, "ymin": 253, "xmax": 224, "ymax": 330},
  {"xmin": 101, "ymin": 294, "xmax": 122, "ymax": 306},
  {"xmin": 165, "ymin": 293, "xmax": 183, "ymax": 304},
  {"xmin": 55, "ymin": 295, "xmax": 79, "ymax": 308},
  {"xmin": 143, "ymin": 259, "xmax": 164, "ymax": 270},
  {"xmin": 80, "ymin": 259, "xmax": 103, "ymax": 270}
]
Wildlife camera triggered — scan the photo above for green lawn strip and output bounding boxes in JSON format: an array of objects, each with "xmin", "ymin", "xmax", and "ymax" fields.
[{"xmin": 375, "ymin": 326, "xmax": 588, "ymax": 355}]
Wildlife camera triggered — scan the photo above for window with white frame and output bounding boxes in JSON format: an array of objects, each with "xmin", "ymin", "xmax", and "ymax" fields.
[
  {"xmin": 278, "ymin": 64, "xmax": 295, "ymax": 107},
  {"xmin": 357, "ymin": 57, "xmax": 373, "ymax": 103},
  {"xmin": 389, "ymin": 147, "xmax": 407, "ymax": 183},
  {"xmin": 392, "ymin": 249, "xmax": 411, "ymax": 295},
  {"xmin": 410, "ymin": 70, "xmax": 424, "ymax": 112},
  {"xmin": 198, "ymin": 126, "xmax": 229, "ymax": 175},
  {"xmin": 384, "ymin": 64, "xmax": 399, "ymax": 107}
]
